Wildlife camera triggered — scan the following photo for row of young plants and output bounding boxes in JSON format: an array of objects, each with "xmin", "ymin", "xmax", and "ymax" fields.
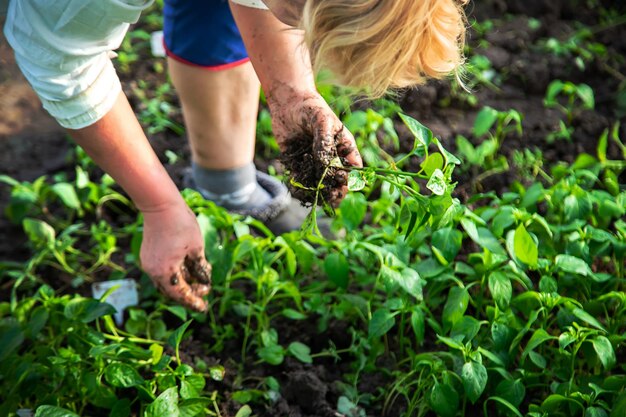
[
  {"xmin": 2, "ymin": 2, "xmax": 626, "ymax": 416},
  {"xmin": 1, "ymin": 103, "xmax": 624, "ymax": 416}
]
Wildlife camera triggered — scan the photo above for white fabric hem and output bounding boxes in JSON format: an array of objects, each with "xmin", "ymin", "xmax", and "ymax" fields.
[{"xmin": 230, "ymin": 0, "xmax": 268, "ymax": 10}]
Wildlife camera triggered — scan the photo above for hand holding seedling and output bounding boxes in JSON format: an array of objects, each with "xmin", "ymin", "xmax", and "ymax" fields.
[
  {"xmin": 140, "ymin": 200, "xmax": 212, "ymax": 312},
  {"xmin": 269, "ymin": 91, "xmax": 363, "ymax": 206}
]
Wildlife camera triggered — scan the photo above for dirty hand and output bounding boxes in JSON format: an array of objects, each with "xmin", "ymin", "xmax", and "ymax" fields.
[
  {"xmin": 268, "ymin": 89, "xmax": 363, "ymax": 206},
  {"xmin": 140, "ymin": 200, "xmax": 212, "ymax": 312}
]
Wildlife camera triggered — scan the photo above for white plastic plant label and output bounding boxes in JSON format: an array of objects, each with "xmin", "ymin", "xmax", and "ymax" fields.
[
  {"xmin": 91, "ymin": 279, "xmax": 139, "ymax": 325},
  {"xmin": 151, "ymin": 31, "xmax": 166, "ymax": 57}
]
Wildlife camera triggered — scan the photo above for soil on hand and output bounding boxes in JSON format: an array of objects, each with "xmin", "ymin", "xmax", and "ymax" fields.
[{"xmin": 279, "ymin": 133, "xmax": 343, "ymax": 206}]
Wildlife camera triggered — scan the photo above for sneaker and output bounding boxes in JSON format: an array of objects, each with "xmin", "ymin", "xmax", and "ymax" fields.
[{"xmin": 183, "ymin": 169, "xmax": 311, "ymax": 235}]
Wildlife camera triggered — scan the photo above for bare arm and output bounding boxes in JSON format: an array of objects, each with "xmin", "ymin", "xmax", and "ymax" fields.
[
  {"xmin": 229, "ymin": 3, "xmax": 363, "ymax": 205},
  {"xmin": 69, "ymin": 93, "xmax": 211, "ymax": 312}
]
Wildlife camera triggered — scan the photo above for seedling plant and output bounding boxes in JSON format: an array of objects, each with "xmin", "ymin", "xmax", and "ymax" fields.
[{"xmin": 1, "ymin": 3, "xmax": 626, "ymax": 417}]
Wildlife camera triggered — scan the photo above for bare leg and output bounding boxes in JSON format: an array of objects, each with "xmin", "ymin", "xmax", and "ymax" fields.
[
  {"xmin": 168, "ymin": 57, "xmax": 307, "ymax": 233},
  {"xmin": 168, "ymin": 59, "xmax": 260, "ymax": 170}
]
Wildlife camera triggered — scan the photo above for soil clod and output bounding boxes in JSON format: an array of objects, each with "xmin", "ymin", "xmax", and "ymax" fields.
[{"xmin": 279, "ymin": 133, "xmax": 344, "ymax": 206}]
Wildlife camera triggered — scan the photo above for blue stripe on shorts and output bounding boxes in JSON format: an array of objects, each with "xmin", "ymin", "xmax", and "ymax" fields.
[{"xmin": 163, "ymin": 0, "xmax": 249, "ymax": 68}]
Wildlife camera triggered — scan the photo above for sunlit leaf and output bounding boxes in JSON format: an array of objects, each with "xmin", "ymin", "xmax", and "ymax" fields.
[
  {"xmin": 514, "ymin": 224, "xmax": 538, "ymax": 267},
  {"xmin": 462, "ymin": 359, "xmax": 487, "ymax": 403},
  {"xmin": 427, "ymin": 169, "xmax": 447, "ymax": 196},
  {"xmin": 592, "ymin": 336, "xmax": 616, "ymax": 370},
  {"xmin": 368, "ymin": 308, "xmax": 395, "ymax": 339},
  {"xmin": 473, "ymin": 106, "xmax": 499, "ymax": 137}
]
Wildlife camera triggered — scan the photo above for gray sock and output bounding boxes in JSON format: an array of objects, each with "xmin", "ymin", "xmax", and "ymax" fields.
[{"xmin": 192, "ymin": 162, "xmax": 272, "ymax": 210}]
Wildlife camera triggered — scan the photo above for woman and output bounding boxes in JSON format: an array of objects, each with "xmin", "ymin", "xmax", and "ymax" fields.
[{"xmin": 2, "ymin": 0, "xmax": 466, "ymax": 312}]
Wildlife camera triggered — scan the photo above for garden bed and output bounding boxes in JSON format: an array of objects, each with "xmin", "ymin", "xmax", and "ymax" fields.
[{"xmin": 1, "ymin": 1, "xmax": 625, "ymax": 416}]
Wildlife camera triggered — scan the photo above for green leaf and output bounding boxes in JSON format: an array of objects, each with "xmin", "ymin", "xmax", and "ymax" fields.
[
  {"xmin": 539, "ymin": 276, "xmax": 558, "ymax": 293},
  {"xmin": 51, "ymin": 182, "xmax": 81, "ymax": 210},
  {"xmin": 591, "ymin": 336, "xmax": 615, "ymax": 370},
  {"xmin": 597, "ymin": 129, "xmax": 608, "ymax": 162},
  {"xmin": 0, "ymin": 174, "xmax": 20, "ymax": 187},
  {"xmin": 462, "ymin": 359, "xmax": 488, "ymax": 404},
  {"xmin": 456, "ymin": 135, "xmax": 478, "ymax": 165},
  {"xmin": 523, "ymin": 328, "xmax": 557, "ymax": 358},
  {"xmin": 430, "ymin": 382, "xmax": 459, "ymax": 417},
  {"xmin": 421, "ymin": 152, "xmax": 444, "ymax": 177},
  {"xmin": 234, "ymin": 405, "xmax": 253, "ymax": 417},
  {"xmin": 586, "ymin": 406, "xmax": 608, "ymax": 417},
  {"xmin": 35, "ymin": 406, "xmax": 79, "ymax": 417},
  {"xmin": 427, "ymin": 169, "xmax": 447, "ymax": 196},
  {"xmin": 168, "ymin": 320, "xmax": 192, "ymax": 351},
  {"xmin": 339, "ymin": 192, "xmax": 367, "ymax": 231},
  {"xmin": 488, "ymin": 271, "xmax": 512, "ymax": 310},
  {"xmin": 64, "ymin": 298, "xmax": 116, "ymax": 323},
  {"xmin": 611, "ymin": 393, "xmax": 626, "ymax": 417},
  {"xmin": 475, "ymin": 138, "xmax": 499, "ymax": 161},
  {"xmin": 149, "ymin": 344, "xmax": 164, "ymax": 365},
  {"xmin": 436, "ymin": 335, "xmax": 465, "ymax": 350},
  {"xmin": 434, "ymin": 137, "xmax": 461, "ymax": 165},
  {"xmin": 576, "ymin": 83, "xmax": 595, "ymax": 109},
  {"xmin": 545, "ymin": 80, "xmax": 564, "ymax": 106},
  {"xmin": 541, "ymin": 394, "xmax": 583, "ymax": 413},
  {"xmin": 432, "ymin": 227, "xmax": 462, "ymax": 264},
  {"xmin": 104, "ymin": 362, "xmax": 145, "ymax": 388},
  {"xmin": 179, "ymin": 398, "xmax": 211, "ymax": 417},
  {"xmin": 443, "ymin": 286, "xmax": 470, "ymax": 330},
  {"xmin": 258, "ymin": 344, "xmax": 285, "ymax": 365},
  {"xmin": 324, "ymin": 252, "xmax": 350, "ymax": 289},
  {"xmin": 145, "ymin": 387, "xmax": 180, "ymax": 417},
  {"xmin": 572, "ymin": 153, "xmax": 598, "ymax": 171},
  {"xmin": 209, "ymin": 366, "xmax": 225, "ymax": 382},
  {"xmin": 282, "ymin": 308, "xmax": 307, "ymax": 320},
  {"xmin": 380, "ymin": 266, "xmax": 423, "ymax": 300},
  {"xmin": 179, "ymin": 379, "xmax": 199, "ymax": 399},
  {"xmin": 528, "ymin": 350, "xmax": 547, "ymax": 368},
  {"xmin": 473, "ymin": 106, "xmax": 499, "ymax": 137},
  {"xmin": 570, "ymin": 307, "xmax": 606, "ymax": 331},
  {"xmin": 0, "ymin": 320, "xmax": 24, "ymax": 361},
  {"xmin": 559, "ymin": 332, "xmax": 577, "ymax": 351},
  {"xmin": 368, "ymin": 308, "xmax": 395, "ymax": 339},
  {"xmin": 563, "ymin": 189, "xmax": 593, "ymax": 222},
  {"xmin": 555, "ymin": 255, "xmax": 592, "ymax": 276},
  {"xmin": 347, "ymin": 170, "xmax": 367, "ymax": 191},
  {"xmin": 26, "ymin": 306, "xmax": 49, "ymax": 338},
  {"xmin": 23, "ymin": 218, "xmax": 56, "ymax": 248},
  {"xmin": 287, "ymin": 342, "xmax": 313, "ymax": 364},
  {"xmin": 485, "ymin": 397, "xmax": 524, "ymax": 417},
  {"xmin": 411, "ymin": 307, "xmax": 425, "ymax": 345},
  {"xmin": 495, "ymin": 379, "xmax": 526, "ymax": 408},
  {"xmin": 514, "ymin": 224, "xmax": 538, "ymax": 267},
  {"xmin": 337, "ymin": 396, "xmax": 365, "ymax": 417},
  {"xmin": 461, "ymin": 218, "xmax": 505, "ymax": 255},
  {"xmin": 452, "ymin": 316, "xmax": 482, "ymax": 343},
  {"xmin": 400, "ymin": 113, "xmax": 433, "ymax": 148},
  {"xmin": 166, "ymin": 305, "xmax": 188, "ymax": 322}
]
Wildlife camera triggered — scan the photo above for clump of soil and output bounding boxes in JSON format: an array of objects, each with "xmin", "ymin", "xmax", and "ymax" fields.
[{"xmin": 279, "ymin": 133, "xmax": 344, "ymax": 206}]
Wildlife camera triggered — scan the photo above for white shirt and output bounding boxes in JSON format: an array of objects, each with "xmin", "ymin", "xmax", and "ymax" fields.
[{"xmin": 1, "ymin": 0, "xmax": 267, "ymax": 129}]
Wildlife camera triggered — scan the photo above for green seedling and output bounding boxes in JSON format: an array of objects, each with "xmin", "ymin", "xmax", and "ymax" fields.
[
  {"xmin": 540, "ymin": 28, "xmax": 608, "ymax": 71},
  {"xmin": 116, "ymin": 29, "xmax": 151, "ymax": 74},
  {"xmin": 544, "ymin": 80, "xmax": 595, "ymax": 125},
  {"xmin": 455, "ymin": 106, "xmax": 522, "ymax": 187},
  {"xmin": 135, "ymin": 81, "xmax": 185, "ymax": 135}
]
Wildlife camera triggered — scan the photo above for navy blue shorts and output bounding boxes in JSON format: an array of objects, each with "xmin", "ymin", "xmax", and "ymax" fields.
[{"xmin": 163, "ymin": 0, "xmax": 249, "ymax": 70}]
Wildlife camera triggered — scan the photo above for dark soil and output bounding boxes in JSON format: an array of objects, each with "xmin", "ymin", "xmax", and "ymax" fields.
[
  {"xmin": 279, "ymin": 133, "xmax": 343, "ymax": 206},
  {"xmin": 1, "ymin": 0, "xmax": 625, "ymax": 416}
]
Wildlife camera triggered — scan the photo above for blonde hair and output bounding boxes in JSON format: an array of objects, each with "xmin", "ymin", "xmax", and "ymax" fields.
[{"xmin": 300, "ymin": 0, "xmax": 467, "ymax": 97}]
